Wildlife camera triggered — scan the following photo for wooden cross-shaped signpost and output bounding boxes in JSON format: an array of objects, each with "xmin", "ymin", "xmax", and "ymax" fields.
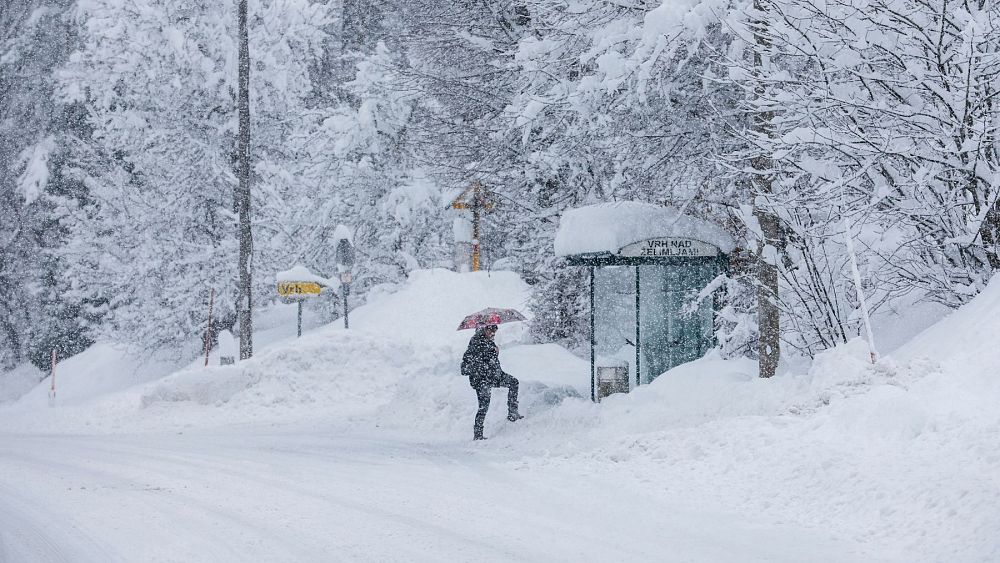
[{"xmin": 450, "ymin": 181, "xmax": 495, "ymax": 271}]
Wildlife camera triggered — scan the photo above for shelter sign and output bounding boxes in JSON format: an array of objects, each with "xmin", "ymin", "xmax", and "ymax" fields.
[
  {"xmin": 277, "ymin": 281, "xmax": 323, "ymax": 298},
  {"xmin": 619, "ymin": 238, "xmax": 719, "ymax": 258}
]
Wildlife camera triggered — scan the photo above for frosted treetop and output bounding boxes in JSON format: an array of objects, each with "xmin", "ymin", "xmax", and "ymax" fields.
[{"xmin": 554, "ymin": 202, "xmax": 736, "ymax": 257}]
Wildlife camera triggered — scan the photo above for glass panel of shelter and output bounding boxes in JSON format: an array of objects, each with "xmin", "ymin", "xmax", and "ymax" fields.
[
  {"xmin": 590, "ymin": 255, "xmax": 723, "ymax": 396},
  {"xmin": 593, "ymin": 266, "xmax": 636, "ymax": 387},
  {"xmin": 638, "ymin": 261, "xmax": 718, "ymax": 383}
]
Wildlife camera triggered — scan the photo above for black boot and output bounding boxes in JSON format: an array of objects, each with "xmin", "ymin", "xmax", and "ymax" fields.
[{"xmin": 507, "ymin": 411, "xmax": 524, "ymax": 422}]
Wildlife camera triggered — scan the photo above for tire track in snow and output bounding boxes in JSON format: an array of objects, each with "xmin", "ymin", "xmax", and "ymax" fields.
[
  {"xmin": 2, "ymin": 432, "xmax": 872, "ymax": 562},
  {"xmin": 0, "ymin": 435, "xmax": 317, "ymax": 562},
  {"xmin": 41, "ymin": 434, "xmax": 550, "ymax": 562},
  {"xmin": 0, "ymin": 481, "xmax": 114, "ymax": 563},
  {"xmin": 2, "ymin": 434, "xmax": 528, "ymax": 561}
]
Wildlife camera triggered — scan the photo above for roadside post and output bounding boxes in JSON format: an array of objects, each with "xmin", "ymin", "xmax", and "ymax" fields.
[
  {"xmin": 334, "ymin": 225, "xmax": 356, "ymax": 329},
  {"xmin": 48, "ymin": 348, "xmax": 57, "ymax": 406},
  {"xmin": 203, "ymin": 288, "xmax": 215, "ymax": 367},
  {"xmin": 276, "ymin": 266, "xmax": 329, "ymax": 337}
]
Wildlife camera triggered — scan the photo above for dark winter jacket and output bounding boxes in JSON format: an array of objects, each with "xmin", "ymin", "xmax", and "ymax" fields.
[{"xmin": 461, "ymin": 332, "xmax": 505, "ymax": 386}]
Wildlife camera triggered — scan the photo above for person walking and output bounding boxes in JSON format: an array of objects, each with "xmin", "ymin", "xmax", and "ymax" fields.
[{"xmin": 461, "ymin": 324, "xmax": 523, "ymax": 440}]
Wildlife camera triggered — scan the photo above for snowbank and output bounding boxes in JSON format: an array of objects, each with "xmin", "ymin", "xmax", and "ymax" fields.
[
  {"xmin": 0, "ymin": 363, "xmax": 44, "ymax": 404},
  {"xmin": 554, "ymin": 201, "xmax": 736, "ymax": 256},
  {"xmin": 133, "ymin": 268, "xmax": 575, "ymax": 436},
  {"xmin": 13, "ymin": 342, "xmax": 185, "ymax": 409},
  {"xmin": 3, "ymin": 267, "xmax": 998, "ymax": 561},
  {"xmin": 0, "ymin": 269, "xmax": 559, "ymax": 436},
  {"xmin": 896, "ymin": 274, "xmax": 1000, "ymax": 374},
  {"xmin": 347, "ymin": 268, "xmax": 532, "ymax": 348},
  {"xmin": 488, "ymin": 335, "xmax": 997, "ymax": 562}
]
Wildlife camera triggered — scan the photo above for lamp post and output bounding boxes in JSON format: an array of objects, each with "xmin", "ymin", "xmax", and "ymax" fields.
[{"xmin": 334, "ymin": 225, "xmax": 356, "ymax": 329}]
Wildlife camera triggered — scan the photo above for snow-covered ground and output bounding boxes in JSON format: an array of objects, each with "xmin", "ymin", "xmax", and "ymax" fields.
[{"xmin": 1, "ymin": 269, "xmax": 998, "ymax": 562}]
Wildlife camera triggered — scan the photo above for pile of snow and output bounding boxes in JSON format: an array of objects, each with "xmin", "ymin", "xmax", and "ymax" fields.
[
  {"xmin": 0, "ymin": 363, "xmax": 45, "ymax": 404},
  {"xmin": 896, "ymin": 275, "xmax": 1000, "ymax": 377},
  {"xmin": 12, "ymin": 342, "xmax": 185, "ymax": 410},
  {"xmin": 349, "ymin": 269, "xmax": 532, "ymax": 348},
  {"xmin": 484, "ymin": 334, "xmax": 994, "ymax": 561},
  {"xmin": 0, "ymin": 297, "xmax": 336, "ymax": 421},
  {"xmin": 554, "ymin": 201, "xmax": 736, "ymax": 256},
  {"xmin": 1, "ymin": 269, "xmax": 578, "ymax": 436},
  {"xmin": 3, "ymin": 267, "xmax": 998, "ymax": 560},
  {"xmin": 135, "ymin": 269, "xmax": 579, "ymax": 436}
]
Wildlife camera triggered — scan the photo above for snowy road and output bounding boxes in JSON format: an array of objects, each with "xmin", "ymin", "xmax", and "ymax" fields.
[{"xmin": 0, "ymin": 428, "xmax": 871, "ymax": 563}]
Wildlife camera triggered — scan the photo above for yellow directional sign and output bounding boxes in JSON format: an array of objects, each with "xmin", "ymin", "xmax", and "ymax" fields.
[{"xmin": 277, "ymin": 281, "xmax": 323, "ymax": 297}]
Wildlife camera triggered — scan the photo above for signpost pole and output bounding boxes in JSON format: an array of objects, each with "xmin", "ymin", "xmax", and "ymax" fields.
[
  {"xmin": 276, "ymin": 276, "xmax": 324, "ymax": 338},
  {"xmin": 472, "ymin": 183, "xmax": 481, "ymax": 272},
  {"xmin": 343, "ymin": 283, "xmax": 350, "ymax": 329},
  {"xmin": 450, "ymin": 182, "xmax": 493, "ymax": 272}
]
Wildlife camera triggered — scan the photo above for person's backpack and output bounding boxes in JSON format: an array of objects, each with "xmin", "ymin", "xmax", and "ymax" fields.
[
  {"xmin": 462, "ymin": 336, "xmax": 489, "ymax": 378},
  {"xmin": 461, "ymin": 345, "xmax": 475, "ymax": 377}
]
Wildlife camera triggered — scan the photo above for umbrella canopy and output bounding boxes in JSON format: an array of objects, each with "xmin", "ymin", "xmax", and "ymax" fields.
[{"xmin": 457, "ymin": 307, "xmax": 527, "ymax": 330}]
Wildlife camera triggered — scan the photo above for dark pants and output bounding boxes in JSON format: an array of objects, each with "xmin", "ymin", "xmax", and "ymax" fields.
[{"xmin": 473, "ymin": 374, "xmax": 519, "ymax": 439}]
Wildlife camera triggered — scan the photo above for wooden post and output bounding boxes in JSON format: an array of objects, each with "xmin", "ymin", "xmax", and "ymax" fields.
[
  {"xmin": 450, "ymin": 182, "xmax": 493, "ymax": 272},
  {"xmin": 297, "ymin": 300, "xmax": 303, "ymax": 337},
  {"xmin": 48, "ymin": 348, "xmax": 57, "ymax": 404},
  {"xmin": 204, "ymin": 288, "xmax": 215, "ymax": 367},
  {"xmin": 471, "ymin": 182, "xmax": 482, "ymax": 271}
]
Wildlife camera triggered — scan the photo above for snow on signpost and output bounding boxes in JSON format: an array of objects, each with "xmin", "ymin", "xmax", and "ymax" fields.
[{"xmin": 276, "ymin": 265, "xmax": 334, "ymax": 337}]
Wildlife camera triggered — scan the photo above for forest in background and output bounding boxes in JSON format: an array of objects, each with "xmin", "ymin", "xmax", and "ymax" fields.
[{"xmin": 2, "ymin": 0, "xmax": 999, "ymax": 375}]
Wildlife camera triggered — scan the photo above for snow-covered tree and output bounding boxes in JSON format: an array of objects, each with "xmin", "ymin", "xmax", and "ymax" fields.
[
  {"xmin": 0, "ymin": 0, "xmax": 93, "ymax": 370},
  {"xmin": 59, "ymin": 0, "xmax": 331, "ymax": 353}
]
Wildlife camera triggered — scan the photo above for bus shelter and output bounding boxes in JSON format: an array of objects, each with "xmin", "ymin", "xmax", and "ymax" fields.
[{"xmin": 554, "ymin": 203, "xmax": 735, "ymax": 402}]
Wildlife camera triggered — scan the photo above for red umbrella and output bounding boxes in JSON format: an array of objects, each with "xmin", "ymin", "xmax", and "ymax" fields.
[{"xmin": 457, "ymin": 307, "xmax": 527, "ymax": 330}]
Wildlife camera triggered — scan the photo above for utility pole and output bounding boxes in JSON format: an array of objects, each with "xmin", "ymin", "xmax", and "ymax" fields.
[
  {"xmin": 450, "ymin": 181, "xmax": 494, "ymax": 272},
  {"xmin": 751, "ymin": 0, "xmax": 780, "ymax": 378},
  {"xmin": 236, "ymin": 0, "xmax": 253, "ymax": 360}
]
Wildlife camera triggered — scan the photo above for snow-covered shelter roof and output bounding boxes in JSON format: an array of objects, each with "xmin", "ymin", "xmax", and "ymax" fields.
[{"xmin": 554, "ymin": 202, "xmax": 736, "ymax": 257}]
